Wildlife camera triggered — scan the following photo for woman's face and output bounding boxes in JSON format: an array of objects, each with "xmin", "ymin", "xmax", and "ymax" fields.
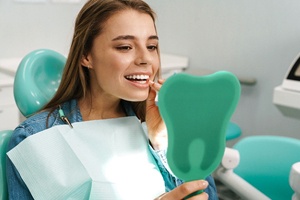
[{"xmin": 82, "ymin": 9, "xmax": 159, "ymax": 102}]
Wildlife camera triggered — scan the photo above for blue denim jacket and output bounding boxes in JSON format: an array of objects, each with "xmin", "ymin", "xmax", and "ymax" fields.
[{"xmin": 6, "ymin": 99, "xmax": 218, "ymax": 199}]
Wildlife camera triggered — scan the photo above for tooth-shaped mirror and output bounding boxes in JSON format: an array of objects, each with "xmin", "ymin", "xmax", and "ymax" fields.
[{"xmin": 158, "ymin": 71, "xmax": 240, "ymax": 182}]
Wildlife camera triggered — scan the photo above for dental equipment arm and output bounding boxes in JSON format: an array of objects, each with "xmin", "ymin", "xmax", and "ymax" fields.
[
  {"xmin": 215, "ymin": 147, "xmax": 270, "ymax": 200},
  {"xmin": 290, "ymin": 162, "xmax": 300, "ymax": 200}
]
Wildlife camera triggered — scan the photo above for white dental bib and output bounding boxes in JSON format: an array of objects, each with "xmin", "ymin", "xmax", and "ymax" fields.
[{"xmin": 8, "ymin": 116, "xmax": 165, "ymax": 200}]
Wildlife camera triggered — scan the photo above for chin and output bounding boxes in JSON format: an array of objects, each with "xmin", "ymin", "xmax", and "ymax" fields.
[
  {"xmin": 131, "ymin": 98, "xmax": 148, "ymax": 102},
  {"xmin": 125, "ymin": 95, "xmax": 148, "ymax": 102},
  {"xmin": 121, "ymin": 91, "xmax": 149, "ymax": 102}
]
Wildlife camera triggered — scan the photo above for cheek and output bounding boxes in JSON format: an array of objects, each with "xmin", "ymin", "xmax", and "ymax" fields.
[
  {"xmin": 95, "ymin": 61, "xmax": 125, "ymax": 81},
  {"xmin": 110, "ymin": 55, "xmax": 133, "ymax": 72},
  {"xmin": 154, "ymin": 61, "xmax": 160, "ymax": 76}
]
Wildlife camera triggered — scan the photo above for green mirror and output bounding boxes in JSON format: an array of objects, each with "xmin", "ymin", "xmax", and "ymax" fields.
[{"xmin": 158, "ymin": 71, "xmax": 240, "ymax": 182}]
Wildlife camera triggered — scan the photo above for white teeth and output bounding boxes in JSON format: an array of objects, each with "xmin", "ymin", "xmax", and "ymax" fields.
[{"xmin": 125, "ymin": 75, "xmax": 149, "ymax": 80}]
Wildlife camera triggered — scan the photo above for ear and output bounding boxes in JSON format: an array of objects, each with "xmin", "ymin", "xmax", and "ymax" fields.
[{"xmin": 81, "ymin": 55, "xmax": 92, "ymax": 69}]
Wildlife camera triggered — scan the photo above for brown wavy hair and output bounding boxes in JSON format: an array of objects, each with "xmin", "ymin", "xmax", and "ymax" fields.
[{"xmin": 44, "ymin": 0, "xmax": 161, "ymax": 122}]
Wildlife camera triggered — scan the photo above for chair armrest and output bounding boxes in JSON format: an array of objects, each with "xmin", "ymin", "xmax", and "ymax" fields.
[
  {"xmin": 290, "ymin": 162, "xmax": 300, "ymax": 200},
  {"xmin": 221, "ymin": 147, "xmax": 240, "ymax": 170},
  {"xmin": 214, "ymin": 147, "xmax": 270, "ymax": 200}
]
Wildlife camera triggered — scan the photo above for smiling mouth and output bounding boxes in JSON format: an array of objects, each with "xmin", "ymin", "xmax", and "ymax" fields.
[{"xmin": 125, "ymin": 75, "xmax": 150, "ymax": 84}]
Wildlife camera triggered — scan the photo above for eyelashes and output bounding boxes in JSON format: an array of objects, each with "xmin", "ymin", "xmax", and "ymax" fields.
[
  {"xmin": 115, "ymin": 45, "xmax": 158, "ymax": 52},
  {"xmin": 116, "ymin": 46, "xmax": 132, "ymax": 51},
  {"xmin": 147, "ymin": 45, "xmax": 157, "ymax": 51}
]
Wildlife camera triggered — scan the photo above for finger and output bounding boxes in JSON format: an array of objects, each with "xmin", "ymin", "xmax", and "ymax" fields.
[
  {"xmin": 185, "ymin": 192, "xmax": 209, "ymax": 200},
  {"xmin": 160, "ymin": 191, "xmax": 209, "ymax": 200},
  {"xmin": 158, "ymin": 78, "xmax": 165, "ymax": 84},
  {"xmin": 146, "ymin": 88, "xmax": 157, "ymax": 104},
  {"xmin": 149, "ymin": 80, "xmax": 162, "ymax": 91},
  {"xmin": 161, "ymin": 180, "xmax": 208, "ymax": 200},
  {"xmin": 154, "ymin": 193, "xmax": 167, "ymax": 200}
]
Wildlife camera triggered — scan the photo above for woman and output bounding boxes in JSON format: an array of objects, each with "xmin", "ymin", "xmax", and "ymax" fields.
[{"xmin": 6, "ymin": 0, "xmax": 218, "ymax": 199}]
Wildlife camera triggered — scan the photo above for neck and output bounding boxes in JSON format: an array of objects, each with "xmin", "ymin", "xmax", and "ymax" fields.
[{"xmin": 78, "ymin": 94, "xmax": 126, "ymax": 121}]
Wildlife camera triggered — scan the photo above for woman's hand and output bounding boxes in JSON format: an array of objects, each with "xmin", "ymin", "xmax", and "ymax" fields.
[
  {"xmin": 146, "ymin": 79, "xmax": 167, "ymax": 150},
  {"xmin": 155, "ymin": 180, "xmax": 209, "ymax": 200}
]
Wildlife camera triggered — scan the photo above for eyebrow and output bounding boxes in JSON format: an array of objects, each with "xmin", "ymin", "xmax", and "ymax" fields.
[{"xmin": 112, "ymin": 35, "xmax": 159, "ymax": 41}]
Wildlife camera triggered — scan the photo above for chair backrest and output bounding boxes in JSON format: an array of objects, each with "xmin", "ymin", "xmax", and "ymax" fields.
[
  {"xmin": 233, "ymin": 135, "xmax": 300, "ymax": 200},
  {"xmin": 14, "ymin": 49, "xmax": 66, "ymax": 117},
  {"xmin": 0, "ymin": 130, "xmax": 13, "ymax": 200},
  {"xmin": 226, "ymin": 122, "xmax": 241, "ymax": 140},
  {"xmin": 0, "ymin": 49, "xmax": 65, "ymax": 199}
]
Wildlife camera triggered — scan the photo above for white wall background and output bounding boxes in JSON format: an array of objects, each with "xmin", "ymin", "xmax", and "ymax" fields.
[
  {"xmin": 0, "ymin": 0, "xmax": 85, "ymax": 57},
  {"xmin": 1, "ymin": 0, "xmax": 300, "ymax": 143},
  {"xmin": 147, "ymin": 0, "xmax": 300, "ymax": 144}
]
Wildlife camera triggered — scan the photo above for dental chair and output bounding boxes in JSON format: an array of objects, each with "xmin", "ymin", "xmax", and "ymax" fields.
[
  {"xmin": 0, "ymin": 130, "xmax": 13, "ymax": 200},
  {"xmin": 0, "ymin": 49, "xmax": 66, "ymax": 200},
  {"xmin": 215, "ymin": 135, "xmax": 300, "ymax": 200},
  {"xmin": 14, "ymin": 49, "xmax": 66, "ymax": 118},
  {"xmin": 225, "ymin": 121, "xmax": 241, "ymax": 141}
]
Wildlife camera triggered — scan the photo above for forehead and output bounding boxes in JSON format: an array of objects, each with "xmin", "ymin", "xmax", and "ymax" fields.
[{"xmin": 101, "ymin": 9, "xmax": 157, "ymax": 38}]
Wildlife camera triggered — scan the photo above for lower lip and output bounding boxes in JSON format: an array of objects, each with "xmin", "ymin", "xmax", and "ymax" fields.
[{"xmin": 126, "ymin": 79, "xmax": 150, "ymax": 89}]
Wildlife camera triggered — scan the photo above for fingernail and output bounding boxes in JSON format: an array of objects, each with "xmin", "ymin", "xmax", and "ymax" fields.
[
  {"xmin": 149, "ymin": 80, "xmax": 154, "ymax": 84},
  {"xmin": 203, "ymin": 180, "xmax": 208, "ymax": 186}
]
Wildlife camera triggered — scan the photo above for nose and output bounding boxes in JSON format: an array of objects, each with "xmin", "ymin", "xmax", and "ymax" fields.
[{"xmin": 135, "ymin": 47, "xmax": 152, "ymax": 66}]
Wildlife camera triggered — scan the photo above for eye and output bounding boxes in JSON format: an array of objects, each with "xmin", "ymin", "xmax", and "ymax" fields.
[
  {"xmin": 147, "ymin": 45, "xmax": 157, "ymax": 51},
  {"xmin": 116, "ymin": 46, "xmax": 132, "ymax": 51}
]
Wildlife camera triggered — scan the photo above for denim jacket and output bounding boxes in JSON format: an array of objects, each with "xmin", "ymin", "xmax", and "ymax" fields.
[{"xmin": 6, "ymin": 99, "xmax": 218, "ymax": 199}]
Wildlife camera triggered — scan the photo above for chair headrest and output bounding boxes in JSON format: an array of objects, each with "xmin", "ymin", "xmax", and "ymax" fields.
[{"xmin": 14, "ymin": 49, "xmax": 66, "ymax": 117}]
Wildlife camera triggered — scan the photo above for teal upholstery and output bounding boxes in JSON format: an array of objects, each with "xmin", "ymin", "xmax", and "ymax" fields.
[
  {"xmin": 14, "ymin": 49, "xmax": 66, "ymax": 117},
  {"xmin": 226, "ymin": 122, "xmax": 241, "ymax": 140},
  {"xmin": 233, "ymin": 135, "xmax": 300, "ymax": 200},
  {"xmin": 0, "ymin": 130, "xmax": 13, "ymax": 200}
]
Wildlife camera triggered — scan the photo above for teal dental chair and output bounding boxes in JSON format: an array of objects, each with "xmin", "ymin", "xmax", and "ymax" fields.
[
  {"xmin": 0, "ymin": 130, "xmax": 13, "ymax": 200},
  {"xmin": 215, "ymin": 135, "xmax": 300, "ymax": 200},
  {"xmin": 0, "ymin": 49, "xmax": 66, "ymax": 200},
  {"xmin": 225, "ymin": 121, "xmax": 241, "ymax": 141},
  {"xmin": 14, "ymin": 49, "xmax": 66, "ymax": 117}
]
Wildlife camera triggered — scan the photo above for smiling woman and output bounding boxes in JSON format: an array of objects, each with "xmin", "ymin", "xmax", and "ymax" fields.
[
  {"xmin": 80, "ymin": 8, "xmax": 160, "ymax": 110},
  {"xmin": 6, "ymin": 0, "xmax": 218, "ymax": 199}
]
